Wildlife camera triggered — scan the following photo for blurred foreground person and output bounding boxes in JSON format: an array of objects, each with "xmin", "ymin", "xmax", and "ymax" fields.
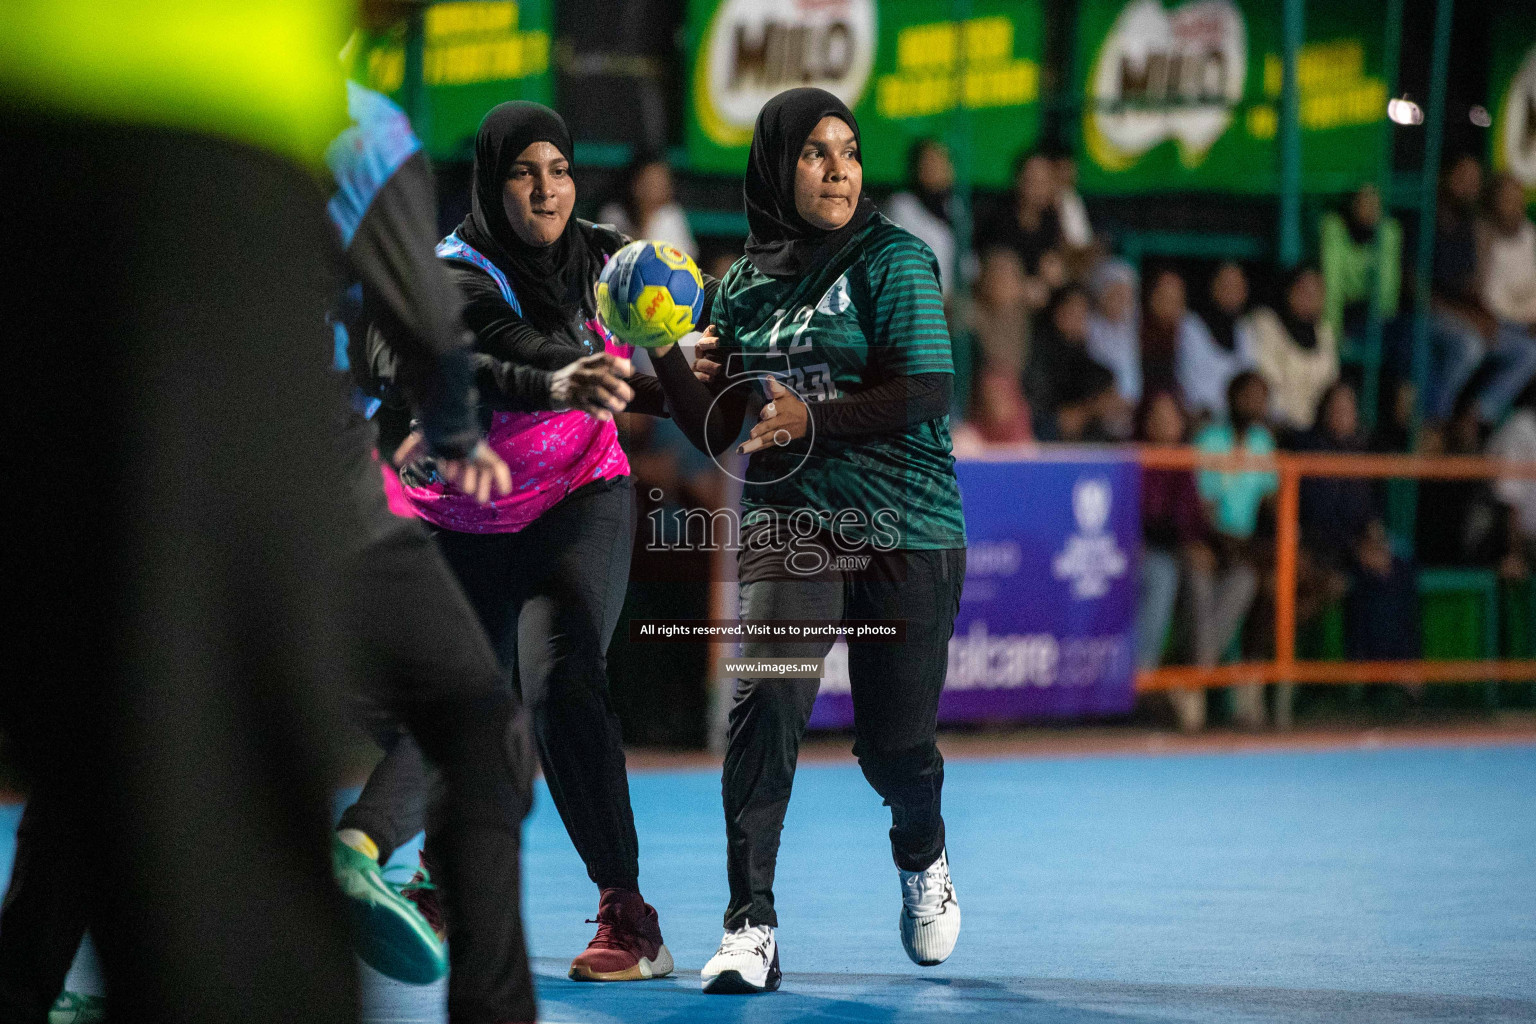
[
  {"xmin": 0, "ymin": 4, "xmax": 364, "ymax": 1023},
  {"xmin": 1, "ymin": 4, "xmax": 542, "ymax": 1023}
]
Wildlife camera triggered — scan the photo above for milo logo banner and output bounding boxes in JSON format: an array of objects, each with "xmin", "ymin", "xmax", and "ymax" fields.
[
  {"xmin": 686, "ymin": 0, "xmax": 1044, "ymax": 187},
  {"xmin": 809, "ymin": 455, "xmax": 1140, "ymax": 729},
  {"xmin": 1489, "ymin": 2, "xmax": 1536, "ymax": 194},
  {"xmin": 1074, "ymin": 0, "xmax": 1388, "ymax": 194},
  {"xmin": 353, "ymin": 0, "xmax": 552, "ymax": 161}
]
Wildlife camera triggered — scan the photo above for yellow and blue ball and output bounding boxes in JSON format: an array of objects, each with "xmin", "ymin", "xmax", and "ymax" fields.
[{"xmin": 596, "ymin": 240, "xmax": 705, "ymax": 349}]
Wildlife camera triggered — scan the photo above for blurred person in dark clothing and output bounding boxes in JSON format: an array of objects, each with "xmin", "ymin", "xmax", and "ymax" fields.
[
  {"xmin": 1025, "ymin": 284, "xmax": 1125, "ymax": 441},
  {"xmin": 1417, "ymin": 367, "xmax": 1507, "ymax": 569},
  {"xmin": 1294, "ymin": 382, "xmax": 1420, "ymax": 660},
  {"xmin": 976, "ymin": 151, "xmax": 1067, "ymax": 295},
  {"xmin": 1135, "ymin": 391, "xmax": 1258, "ymax": 732}
]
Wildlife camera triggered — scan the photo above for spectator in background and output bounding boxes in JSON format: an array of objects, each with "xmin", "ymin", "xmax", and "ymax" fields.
[
  {"xmin": 1136, "ymin": 390, "xmax": 1258, "ymax": 732},
  {"xmin": 1140, "ymin": 267, "xmax": 1197, "ymax": 405},
  {"xmin": 1050, "ymin": 151, "xmax": 1099, "ymax": 264},
  {"xmin": 1249, "ymin": 265, "xmax": 1338, "ymax": 434},
  {"xmin": 1417, "ymin": 372, "xmax": 1506, "ymax": 568},
  {"xmin": 1474, "ymin": 173, "xmax": 1536, "ymax": 413},
  {"xmin": 886, "ymin": 138, "xmax": 960, "ymax": 296},
  {"xmin": 950, "ymin": 364, "xmax": 1034, "ymax": 455},
  {"xmin": 1025, "ymin": 284, "xmax": 1125, "ymax": 441},
  {"xmin": 597, "ymin": 153, "xmax": 698, "ymax": 258},
  {"xmin": 966, "ymin": 247, "xmax": 1036, "ymax": 375},
  {"xmin": 1488, "ymin": 378, "xmax": 1536, "ymax": 576},
  {"xmin": 1194, "ymin": 370, "xmax": 1277, "ymax": 728},
  {"xmin": 1319, "ymin": 183, "xmax": 1402, "ymax": 345},
  {"xmin": 1429, "ymin": 155, "xmax": 1536, "ymax": 423},
  {"xmin": 1294, "ymin": 382, "xmax": 1420, "ymax": 660},
  {"xmin": 1087, "ymin": 258, "xmax": 1141, "ymax": 403},
  {"xmin": 1182, "ymin": 261, "xmax": 1258, "ymax": 420},
  {"xmin": 977, "ymin": 150, "xmax": 1067, "ymax": 294}
]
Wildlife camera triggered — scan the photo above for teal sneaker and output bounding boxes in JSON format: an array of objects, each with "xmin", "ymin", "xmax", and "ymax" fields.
[
  {"xmin": 332, "ymin": 836, "xmax": 448, "ymax": 984},
  {"xmin": 48, "ymin": 992, "xmax": 106, "ymax": 1024}
]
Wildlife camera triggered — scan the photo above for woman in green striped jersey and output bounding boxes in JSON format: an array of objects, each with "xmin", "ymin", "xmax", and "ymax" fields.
[{"xmin": 649, "ymin": 87, "xmax": 966, "ymax": 993}]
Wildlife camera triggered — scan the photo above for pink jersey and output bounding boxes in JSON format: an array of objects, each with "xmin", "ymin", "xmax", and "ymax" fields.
[{"xmin": 402, "ymin": 233, "xmax": 632, "ymax": 533}]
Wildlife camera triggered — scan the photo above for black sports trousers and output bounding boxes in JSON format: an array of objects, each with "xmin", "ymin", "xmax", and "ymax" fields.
[
  {"xmin": 342, "ymin": 476, "xmax": 643, "ymax": 893},
  {"xmin": 0, "ymin": 115, "xmax": 536, "ymax": 1024},
  {"xmin": 723, "ymin": 531, "xmax": 965, "ymax": 930}
]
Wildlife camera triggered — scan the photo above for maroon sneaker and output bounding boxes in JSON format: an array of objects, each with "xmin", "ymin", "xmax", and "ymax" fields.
[
  {"xmin": 568, "ymin": 888, "xmax": 674, "ymax": 981},
  {"xmin": 396, "ymin": 853, "xmax": 446, "ymax": 942}
]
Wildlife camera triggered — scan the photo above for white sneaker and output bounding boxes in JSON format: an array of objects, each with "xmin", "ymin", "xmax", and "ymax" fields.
[
  {"xmin": 899, "ymin": 848, "xmax": 960, "ymax": 965},
  {"xmin": 701, "ymin": 923, "xmax": 781, "ymax": 993}
]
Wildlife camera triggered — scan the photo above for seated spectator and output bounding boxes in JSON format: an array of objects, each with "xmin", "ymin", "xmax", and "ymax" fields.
[
  {"xmin": 1417, "ymin": 369, "xmax": 1508, "ymax": 568},
  {"xmin": 960, "ymin": 246, "xmax": 1037, "ymax": 376},
  {"xmin": 1429, "ymin": 155, "xmax": 1536, "ymax": 423},
  {"xmin": 597, "ymin": 153, "xmax": 698, "ymax": 258},
  {"xmin": 1488, "ymin": 378, "xmax": 1536, "ymax": 577},
  {"xmin": 1473, "ymin": 173, "xmax": 1536, "ymax": 410},
  {"xmin": 1249, "ymin": 265, "xmax": 1339, "ymax": 433},
  {"xmin": 1136, "ymin": 390, "xmax": 1258, "ymax": 732},
  {"xmin": 886, "ymin": 138, "xmax": 960, "ymax": 296},
  {"xmin": 1141, "ymin": 267, "xmax": 1211, "ymax": 412},
  {"xmin": 1293, "ymin": 382, "xmax": 1421, "ymax": 660},
  {"xmin": 1194, "ymin": 370, "xmax": 1278, "ymax": 727},
  {"xmin": 1087, "ymin": 258, "xmax": 1141, "ymax": 403},
  {"xmin": 1319, "ymin": 183, "xmax": 1402, "ymax": 344},
  {"xmin": 1182, "ymin": 261, "xmax": 1258, "ymax": 419},
  {"xmin": 950, "ymin": 365, "xmax": 1034, "ymax": 455},
  {"xmin": 977, "ymin": 150, "xmax": 1067, "ymax": 294},
  {"xmin": 1025, "ymin": 284, "xmax": 1125, "ymax": 441}
]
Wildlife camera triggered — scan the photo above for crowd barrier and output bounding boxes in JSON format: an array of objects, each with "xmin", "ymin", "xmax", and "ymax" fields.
[{"xmin": 1134, "ymin": 448, "xmax": 1536, "ymax": 693}]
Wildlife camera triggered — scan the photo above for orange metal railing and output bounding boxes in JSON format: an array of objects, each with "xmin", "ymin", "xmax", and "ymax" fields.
[{"xmin": 1132, "ymin": 447, "xmax": 1536, "ymax": 692}]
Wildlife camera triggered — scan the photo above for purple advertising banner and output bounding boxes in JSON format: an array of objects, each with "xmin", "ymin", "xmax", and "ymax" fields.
[{"xmin": 809, "ymin": 451, "xmax": 1141, "ymax": 728}]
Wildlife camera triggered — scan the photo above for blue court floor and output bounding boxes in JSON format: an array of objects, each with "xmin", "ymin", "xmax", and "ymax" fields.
[{"xmin": 4, "ymin": 742, "xmax": 1535, "ymax": 1022}]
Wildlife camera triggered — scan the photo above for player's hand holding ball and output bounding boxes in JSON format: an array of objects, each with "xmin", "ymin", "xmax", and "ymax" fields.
[{"xmin": 596, "ymin": 240, "xmax": 706, "ymax": 356}]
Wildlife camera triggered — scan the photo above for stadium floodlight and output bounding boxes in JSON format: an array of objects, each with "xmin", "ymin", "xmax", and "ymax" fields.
[
  {"xmin": 1469, "ymin": 104, "xmax": 1492, "ymax": 128},
  {"xmin": 1387, "ymin": 95, "xmax": 1424, "ymax": 126}
]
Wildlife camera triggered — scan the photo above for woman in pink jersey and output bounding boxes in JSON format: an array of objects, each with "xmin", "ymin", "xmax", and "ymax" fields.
[{"xmin": 358, "ymin": 102, "xmax": 710, "ymax": 983}]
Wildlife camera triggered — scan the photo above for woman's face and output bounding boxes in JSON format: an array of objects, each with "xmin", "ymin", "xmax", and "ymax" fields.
[
  {"xmin": 976, "ymin": 248, "xmax": 1028, "ymax": 307},
  {"xmin": 1098, "ymin": 278, "xmax": 1134, "ymax": 324},
  {"xmin": 794, "ymin": 115, "xmax": 863, "ymax": 231},
  {"xmin": 502, "ymin": 141, "xmax": 574, "ymax": 247},
  {"xmin": 1323, "ymin": 386, "xmax": 1359, "ymax": 439},
  {"xmin": 1351, "ymin": 185, "xmax": 1381, "ymax": 230},
  {"xmin": 1210, "ymin": 263, "xmax": 1248, "ymax": 314},
  {"xmin": 1287, "ymin": 270, "xmax": 1324, "ymax": 324},
  {"xmin": 1054, "ymin": 291, "xmax": 1090, "ymax": 343},
  {"xmin": 1493, "ymin": 176, "xmax": 1527, "ymax": 228},
  {"xmin": 1144, "ymin": 394, "xmax": 1184, "ymax": 445},
  {"xmin": 1149, "ymin": 272, "xmax": 1186, "ymax": 325},
  {"xmin": 916, "ymin": 144, "xmax": 954, "ymax": 194},
  {"xmin": 632, "ymin": 161, "xmax": 673, "ymax": 213},
  {"xmin": 1018, "ymin": 155, "xmax": 1056, "ymax": 210}
]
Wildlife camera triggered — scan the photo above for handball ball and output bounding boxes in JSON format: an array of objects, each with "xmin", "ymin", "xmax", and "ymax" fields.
[{"xmin": 596, "ymin": 240, "xmax": 705, "ymax": 349}]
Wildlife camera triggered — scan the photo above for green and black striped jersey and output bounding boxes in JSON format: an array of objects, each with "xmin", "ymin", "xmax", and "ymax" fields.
[{"xmin": 712, "ymin": 214, "xmax": 966, "ymax": 550}]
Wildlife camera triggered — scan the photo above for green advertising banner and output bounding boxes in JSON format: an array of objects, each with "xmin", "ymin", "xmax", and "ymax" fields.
[
  {"xmin": 1073, "ymin": 0, "xmax": 1388, "ymax": 195},
  {"xmin": 1489, "ymin": 2, "xmax": 1536, "ymax": 193},
  {"xmin": 354, "ymin": 0, "xmax": 552, "ymax": 162},
  {"xmin": 685, "ymin": 0, "xmax": 1045, "ymax": 188}
]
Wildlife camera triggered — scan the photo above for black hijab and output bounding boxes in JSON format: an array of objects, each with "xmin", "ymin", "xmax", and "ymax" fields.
[
  {"xmin": 456, "ymin": 101, "xmax": 600, "ymax": 325},
  {"xmin": 743, "ymin": 87, "xmax": 878, "ymax": 280}
]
